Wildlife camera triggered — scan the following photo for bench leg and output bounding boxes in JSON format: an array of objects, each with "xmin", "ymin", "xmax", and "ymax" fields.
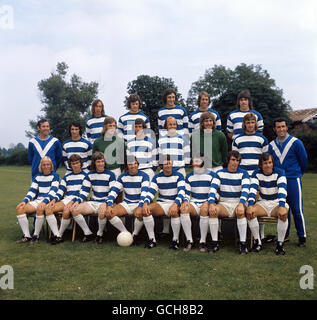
[{"xmin": 72, "ymin": 220, "xmax": 77, "ymax": 242}]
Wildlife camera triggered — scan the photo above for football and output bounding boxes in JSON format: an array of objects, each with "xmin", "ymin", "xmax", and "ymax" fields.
[{"xmin": 117, "ymin": 231, "xmax": 133, "ymax": 247}]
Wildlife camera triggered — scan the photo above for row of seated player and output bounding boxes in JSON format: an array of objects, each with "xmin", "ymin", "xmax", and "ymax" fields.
[{"xmin": 16, "ymin": 151, "xmax": 289, "ymax": 255}]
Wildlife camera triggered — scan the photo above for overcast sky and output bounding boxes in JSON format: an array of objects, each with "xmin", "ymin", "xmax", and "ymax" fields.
[{"xmin": 0, "ymin": 0, "xmax": 316, "ymax": 149}]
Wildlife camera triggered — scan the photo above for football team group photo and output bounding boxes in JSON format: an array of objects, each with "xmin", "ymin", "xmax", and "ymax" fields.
[{"xmin": 15, "ymin": 88, "xmax": 308, "ymax": 257}]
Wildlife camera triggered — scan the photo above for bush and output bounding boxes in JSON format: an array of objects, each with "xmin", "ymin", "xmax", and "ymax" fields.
[
  {"xmin": 3, "ymin": 149, "xmax": 29, "ymax": 166},
  {"xmin": 0, "ymin": 156, "xmax": 6, "ymax": 165}
]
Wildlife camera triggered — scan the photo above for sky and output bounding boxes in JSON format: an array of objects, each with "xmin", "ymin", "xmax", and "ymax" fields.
[{"xmin": 0, "ymin": 0, "xmax": 316, "ymax": 149}]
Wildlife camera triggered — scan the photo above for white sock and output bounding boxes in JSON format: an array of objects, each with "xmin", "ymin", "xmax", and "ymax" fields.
[
  {"xmin": 199, "ymin": 216, "xmax": 209, "ymax": 243},
  {"xmin": 180, "ymin": 213, "xmax": 193, "ymax": 243},
  {"xmin": 260, "ymin": 224, "xmax": 265, "ymax": 239},
  {"xmin": 34, "ymin": 215, "xmax": 45, "ymax": 237},
  {"xmin": 46, "ymin": 215, "xmax": 61, "ymax": 237},
  {"xmin": 143, "ymin": 215, "xmax": 156, "ymax": 241},
  {"xmin": 209, "ymin": 218, "xmax": 219, "ymax": 241},
  {"xmin": 59, "ymin": 218, "xmax": 71, "ymax": 237},
  {"xmin": 277, "ymin": 219, "xmax": 288, "ymax": 242},
  {"xmin": 120, "ymin": 216, "xmax": 126, "ymax": 226},
  {"xmin": 74, "ymin": 214, "xmax": 92, "ymax": 235},
  {"xmin": 17, "ymin": 214, "xmax": 31, "ymax": 238},
  {"xmin": 171, "ymin": 217, "xmax": 181, "ymax": 242},
  {"xmin": 97, "ymin": 217, "xmax": 107, "ymax": 236},
  {"xmin": 248, "ymin": 218, "xmax": 261, "ymax": 244},
  {"xmin": 162, "ymin": 218, "xmax": 170, "ymax": 234},
  {"xmin": 109, "ymin": 216, "xmax": 127, "ymax": 233},
  {"xmin": 237, "ymin": 217, "xmax": 247, "ymax": 242},
  {"xmin": 133, "ymin": 218, "xmax": 144, "ymax": 236}
]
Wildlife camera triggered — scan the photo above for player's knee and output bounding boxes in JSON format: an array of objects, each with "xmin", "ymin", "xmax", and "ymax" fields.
[
  {"xmin": 171, "ymin": 212, "xmax": 179, "ymax": 218},
  {"xmin": 45, "ymin": 208, "xmax": 52, "ymax": 216},
  {"xmin": 98, "ymin": 212, "xmax": 105, "ymax": 220},
  {"xmin": 16, "ymin": 208, "xmax": 24, "ymax": 215},
  {"xmin": 63, "ymin": 212, "xmax": 71, "ymax": 219},
  {"xmin": 200, "ymin": 206, "xmax": 208, "ymax": 216},
  {"xmin": 279, "ymin": 215, "xmax": 287, "ymax": 222},
  {"xmin": 236, "ymin": 212, "xmax": 245, "ymax": 219},
  {"xmin": 71, "ymin": 208, "xmax": 79, "ymax": 216}
]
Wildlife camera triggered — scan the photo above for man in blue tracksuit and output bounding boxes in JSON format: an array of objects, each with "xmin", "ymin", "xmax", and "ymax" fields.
[
  {"xmin": 268, "ymin": 118, "xmax": 308, "ymax": 247},
  {"xmin": 28, "ymin": 119, "xmax": 62, "ymax": 178}
]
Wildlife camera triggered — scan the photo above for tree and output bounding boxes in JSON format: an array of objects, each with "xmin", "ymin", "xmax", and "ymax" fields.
[
  {"xmin": 26, "ymin": 62, "xmax": 99, "ymax": 143},
  {"xmin": 125, "ymin": 75, "xmax": 191, "ymax": 136},
  {"xmin": 187, "ymin": 64, "xmax": 292, "ymax": 141}
]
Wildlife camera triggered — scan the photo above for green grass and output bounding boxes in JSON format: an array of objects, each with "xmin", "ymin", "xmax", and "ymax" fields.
[{"xmin": 0, "ymin": 165, "xmax": 316, "ymax": 300}]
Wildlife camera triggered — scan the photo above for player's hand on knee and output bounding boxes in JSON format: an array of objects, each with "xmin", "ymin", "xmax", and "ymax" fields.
[
  {"xmin": 277, "ymin": 207, "xmax": 288, "ymax": 222},
  {"xmin": 98, "ymin": 203, "xmax": 107, "ymax": 215},
  {"xmin": 16, "ymin": 202, "xmax": 25, "ymax": 211},
  {"xmin": 142, "ymin": 203, "xmax": 151, "ymax": 217},
  {"xmin": 37, "ymin": 202, "xmax": 46, "ymax": 213},
  {"xmin": 180, "ymin": 201, "xmax": 189, "ymax": 213},
  {"xmin": 105, "ymin": 206, "xmax": 113, "ymax": 219},
  {"xmin": 208, "ymin": 203, "xmax": 217, "ymax": 217},
  {"xmin": 47, "ymin": 199, "xmax": 56, "ymax": 208},
  {"xmin": 65, "ymin": 201, "xmax": 74, "ymax": 211},
  {"xmin": 168, "ymin": 203, "xmax": 179, "ymax": 217},
  {"xmin": 133, "ymin": 206, "xmax": 143, "ymax": 219},
  {"xmin": 70, "ymin": 201, "xmax": 79, "ymax": 212},
  {"xmin": 235, "ymin": 203, "xmax": 245, "ymax": 217},
  {"xmin": 246, "ymin": 206, "xmax": 255, "ymax": 220}
]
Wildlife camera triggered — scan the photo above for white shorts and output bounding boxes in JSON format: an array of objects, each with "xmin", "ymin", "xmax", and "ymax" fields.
[
  {"xmin": 219, "ymin": 201, "xmax": 240, "ymax": 218},
  {"xmin": 28, "ymin": 198, "xmax": 45, "ymax": 209},
  {"xmin": 189, "ymin": 201, "xmax": 206, "ymax": 215},
  {"xmin": 119, "ymin": 201, "xmax": 139, "ymax": 215},
  {"xmin": 256, "ymin": 200, "xmax": 289, "ymax": 217},
  {"xmin": 110, "ymin": 167, "xmax": 122, "ymax": 179},
  {"xmin": 157, "ymin": 202, "xmax": 175, "ymax": 216},
  {"xmin": 86, "ymin": 201, "xmax": 104, "ymax": 213},
  {"xmin": 61, "ymin": 197, "xmax": 74, "ymax": 206}
]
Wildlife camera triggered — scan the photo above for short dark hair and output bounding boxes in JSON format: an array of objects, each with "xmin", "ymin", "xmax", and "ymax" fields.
[
  {"xmin": 273, "ymin": 117, "xmax": 288, "ymax": 128},
  {"xmin": 224, "ymin": 150, "xmax": 241, "ymax": 168},
  {"xmin": 134, "ymin": 118, "xmax": 147, "ymax": 130},
  {"xmin": 90, "ymin": 152, "xmax": 105, "ymax": 171},
  {"xmin": 37, "ymin": 118, "xmax": 49, "ymax": 128},
  {"xmin": 163, "ymin": 88, "xmax": 176, "ymax": 104},
  {"xmin": 127, "ymin": 93, "xmax": 142, "ymax": 109},
  {"xmin": 68, "ymin": 154, "xmax": 83, "ymax": 169},
  {"xmin": 159, "ymin": 154, "xmax": 172, "ymax": 169},
  {"xmin": 125, "ymin": 155, "xmax": 139, "ymax": 170},
  {"xmin": 191, "ymin": 153, "xmax": 205, "ymax": 168},
  {"xmin": 68, "ymin": 121, "xmax": 83, "ymax": 136},
  {"xmin": 258, "ymin": 152, "xmax": 274, "ymax": 171}
]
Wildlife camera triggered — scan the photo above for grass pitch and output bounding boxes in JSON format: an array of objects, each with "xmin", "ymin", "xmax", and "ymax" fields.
[{"xmin": 0, "ymin": 166, "xmax": 316, "ymax": 300}]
